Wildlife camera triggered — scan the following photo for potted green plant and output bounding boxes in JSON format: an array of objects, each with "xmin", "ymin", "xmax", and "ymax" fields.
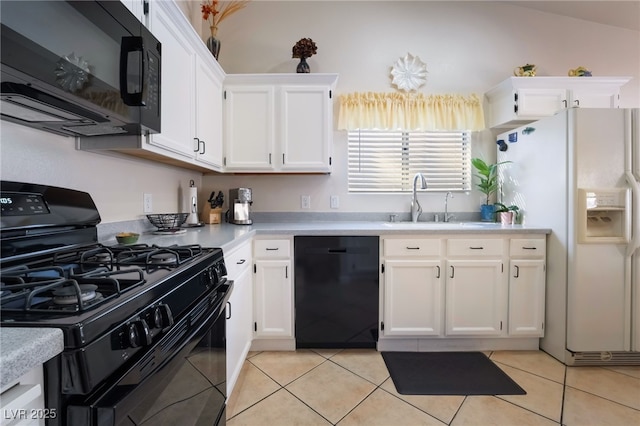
[
  {"xmin": 471, "ymin": 158, "xmax": 511, "ymax": 221},
  {"xmin": 494, "ymin": 203, "xmax": 519, "ymax": 225}
]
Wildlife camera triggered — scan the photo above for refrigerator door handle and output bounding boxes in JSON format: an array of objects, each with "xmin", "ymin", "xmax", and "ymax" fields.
[{"xmin": 625, "ymin": 171, "xmax": 640, "ymax": 257}]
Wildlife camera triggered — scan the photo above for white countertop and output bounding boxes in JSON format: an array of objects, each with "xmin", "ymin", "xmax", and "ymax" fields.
[
  {"xmin": 0, "ymin": 327, "xmax": 64, "ymax": 388},
  {"xmin": 122, "ymin": 221, "xmax": 551, "ymax": 252}
]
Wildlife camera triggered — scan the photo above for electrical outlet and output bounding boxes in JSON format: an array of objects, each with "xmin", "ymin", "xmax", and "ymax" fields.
[
  {"xmin": 301, "ymin": 195, "xmax": 311, "ymax": 209},
  {"xmin": 143, "ymin": 193, "xmax": 153, "ymax": 213},
  {"xmin": 330, "ymin": 195, "xmax": 339, "ymax": 209}
]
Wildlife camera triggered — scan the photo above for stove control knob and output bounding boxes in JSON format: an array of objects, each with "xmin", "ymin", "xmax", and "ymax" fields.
[
  {"xmin": 205, "ymin": 267, "xmax": 217, "ymax": 287},
  {"xmin": 127, "ymin": 319, "xmax": 152, "ymax": 348},
  {"xmin": 152, "ymin": 304, "xmax": 174, "ymax": 330}
]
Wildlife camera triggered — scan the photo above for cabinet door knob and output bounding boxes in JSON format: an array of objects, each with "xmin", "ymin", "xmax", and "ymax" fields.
[{"xmin": 514, "ymin": 265, "xmax": 520, "ymax": 278}]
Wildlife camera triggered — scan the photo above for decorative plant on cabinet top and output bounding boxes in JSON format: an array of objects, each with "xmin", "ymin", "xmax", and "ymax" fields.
[{"xmin": 201, "ymin": 0, "xmax": 250, "ymax": 60}]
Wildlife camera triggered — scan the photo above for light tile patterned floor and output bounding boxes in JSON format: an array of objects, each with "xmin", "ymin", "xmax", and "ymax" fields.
[{"xmin": 227, "ymin": 349, "xmax": 640, "ymax": 426}]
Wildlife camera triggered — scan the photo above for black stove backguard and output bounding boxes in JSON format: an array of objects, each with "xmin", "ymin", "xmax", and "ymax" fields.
[
  {"xmin": 0, "ymin": 181, "xmax": 231, "ymax": 426},
  {"xmin": 1, "ymin": 181, "xmax": 101, "ymax": 263}
]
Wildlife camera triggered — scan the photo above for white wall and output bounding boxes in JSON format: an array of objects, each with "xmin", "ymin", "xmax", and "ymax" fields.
[
  {"xmin": 1, "ymin": 1, "xmax": 638, "ymax": 221},
  {"xmin": 198, "ymin": 0, "xmax": 639, "ymax": 214},
  {"xmin": 0, "ymin": 121, "xmax": 202, "ymax": 223}
]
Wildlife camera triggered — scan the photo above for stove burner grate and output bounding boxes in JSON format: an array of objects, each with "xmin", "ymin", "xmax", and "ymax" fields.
[{"xmin": 0, "ymin": 268, "xmax": 145, "ymax": 313}]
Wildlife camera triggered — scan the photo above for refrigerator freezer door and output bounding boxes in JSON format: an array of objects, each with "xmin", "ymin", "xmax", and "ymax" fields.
[{"xmin": 568, "ymin": 109, "xmax": 629, "ymax": 352}]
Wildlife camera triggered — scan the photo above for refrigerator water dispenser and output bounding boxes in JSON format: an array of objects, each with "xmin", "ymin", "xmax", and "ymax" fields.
[{"xmin": 578, "ymin": 188, "xmax": 630, "ymax": 243}]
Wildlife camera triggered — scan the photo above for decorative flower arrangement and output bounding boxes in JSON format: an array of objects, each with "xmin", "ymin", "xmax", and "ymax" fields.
[
  {"xmin": 201, "ymin": 0, "xmax": 250, "ymax": 36},
  {"xmin": 292, "ymin": 38, "xmax": 318, "ymax": 59}
]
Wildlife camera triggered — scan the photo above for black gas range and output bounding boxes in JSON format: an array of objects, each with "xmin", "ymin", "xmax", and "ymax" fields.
[{"xmin": 0, "ymin": 181, "xmax": 232, "ymax": 425}]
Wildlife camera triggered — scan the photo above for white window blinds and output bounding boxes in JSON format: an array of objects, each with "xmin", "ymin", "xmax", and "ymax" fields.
[{"xmin": 348, "ymin": 130, "xmax": 471, "ymax": 192}]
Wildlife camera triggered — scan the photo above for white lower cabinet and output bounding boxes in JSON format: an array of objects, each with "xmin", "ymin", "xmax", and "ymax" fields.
[
  {"xmin": 508, "ymin": 238, "xmax": 547, "ymax": 336},
  {"xmin": 253, "ymin": 238, "xmax": 293, "ymax": 340},
  {"xmin": 380, "ymin": 234, "xmax": 546, "ymax": 349},
  {"xmin": 225, "ymin": 241, "xmax": 252, "ymax": 397},
  {"xmin": 383, "ymin": 259, "xmax": 443, "ymax": 336},
  {"xmin": 381, "ymin": 237, "xmax": 444, "ymax": 337},
  {"xmin": 445, "ymin": 259, "xmax": 504, "ymax": 336}
]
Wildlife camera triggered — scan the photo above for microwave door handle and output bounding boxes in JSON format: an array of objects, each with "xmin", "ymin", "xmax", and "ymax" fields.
[{"xmin": 120, "ymin": 36, "xmax": 145, "ymax": 106}]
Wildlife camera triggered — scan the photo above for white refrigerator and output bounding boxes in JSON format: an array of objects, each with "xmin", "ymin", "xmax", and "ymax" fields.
[{"xmin": 497, "ymin": 108, "xmax": 640, "ymax": 365}]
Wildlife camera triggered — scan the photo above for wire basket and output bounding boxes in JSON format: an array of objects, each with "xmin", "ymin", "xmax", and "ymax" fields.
[{"xmin": 146, "ymin": 213, "xmax": 189, "ymax": 230}]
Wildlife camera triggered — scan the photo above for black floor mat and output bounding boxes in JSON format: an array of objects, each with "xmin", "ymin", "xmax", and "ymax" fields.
[{"xmin": 382, "ymin": 351, "xmax": 527, "ymax": 395}]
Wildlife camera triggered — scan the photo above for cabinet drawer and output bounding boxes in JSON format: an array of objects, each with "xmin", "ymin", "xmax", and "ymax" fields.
[
  {"xmin": 225, "ymin": 242, "xmax": 252, "ymax": 278},
  {"xmin": 383, "ymin": 238, "xmax": 441, "ymax": 257},
  {"xmin": 447, "ymin": 239, "xmax": 504, "ymax": 257},
  {"xmin": 510, "ymin": 239, "xmax": 546, "ymax": 257},
  {"xmin": 254, "ymin": 239, "xmax": 291, "ymax": 258}
]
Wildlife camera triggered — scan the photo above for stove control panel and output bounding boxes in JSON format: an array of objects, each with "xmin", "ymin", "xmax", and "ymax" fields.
[{"xmin": 117, "ymin": 303, "xmax": 175, "ymax": 350}]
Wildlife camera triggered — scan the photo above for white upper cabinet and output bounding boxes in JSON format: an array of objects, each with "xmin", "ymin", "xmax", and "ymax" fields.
[
  {"xmin": 194, "ymin": 56, "xmax": 224, "ymax": 169},
  {"xmin": 148, "ymin": 0, "xmax": 224, "ymax": 171},
  {"xmin": 280, "ymin": 85, "xmax": 332, "ymax": 171},
  {"xmin": 223, "ymin": 85, "xmax": 276, "ymax": 170},
  {"xmin": 223, "ymin": 74, "xmax": 338, "ymax": 173},
  {"xmin": 148, "ymin": 1, "xmax": 196, "ymax": 159},
  {"xmin": 485, "ymin": 76, "xmax": 631, "ymax": 129}
]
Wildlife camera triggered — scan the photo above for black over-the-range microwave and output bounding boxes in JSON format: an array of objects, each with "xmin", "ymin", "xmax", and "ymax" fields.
[{"xmin": 0, "ymin": 1, "xmax": 161, "ymax": 137}]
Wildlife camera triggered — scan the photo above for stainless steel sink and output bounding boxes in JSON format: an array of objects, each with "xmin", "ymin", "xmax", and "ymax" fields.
[{"xmin": 382, "ymin": 221, "xmax": 502, "ymax": 229}]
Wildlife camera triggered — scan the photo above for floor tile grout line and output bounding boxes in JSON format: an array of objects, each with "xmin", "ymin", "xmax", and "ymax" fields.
[
  {"xmin": 601, "ymin": 366, "xmax": 640, "ymax": 379},
  {"xmin": 490, "ymin": 359, "xmax": 567, "ymax": 386},
  {"xmin": 280, "ymin": 386, "xmax": 336, "ymax": 425},
  {"xmin": 563, "ymin": 383, "xmax": 640, "ymax": 412},
  {"xmin": 448, "ymin": 395, "xmax": 468, "ymax": 426},
  {"xmin": 332, "ymin": 384, "xmax": 381, "ymax": 425},
  {"xmin": 325, "ymin": 356, "xmax": 391, "ymax": 387},
  {"xmin": 559, "ymin": 364, "xmax": 567, "ymax": 426},
  {"xmin": 374, "ymin": 382, "xmax": 454, "ymax": 425},
  {"xmin": 493, "ymin": 394, "xmax": 563, "ymax": 424},
  {"xmin": 225, "ymin": 358, "xmax": 284, "ymax": 422}
]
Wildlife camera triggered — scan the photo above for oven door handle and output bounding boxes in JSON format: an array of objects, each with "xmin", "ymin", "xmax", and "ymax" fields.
[{"xmin": 67, "ymin": 282, "xmax": 233, "ymax": 425}]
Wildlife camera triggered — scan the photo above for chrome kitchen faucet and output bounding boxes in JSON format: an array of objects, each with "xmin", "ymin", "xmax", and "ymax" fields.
[
  {"xmin": 411, "ymin": 173, "xmax": 428, "ymax": 222},
  {"xmin": 444, "ymin": 191, "xmax": 455, "ymax": 222}
]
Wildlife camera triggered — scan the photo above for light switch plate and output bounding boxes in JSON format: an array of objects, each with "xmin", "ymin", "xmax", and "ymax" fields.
[{"xmin": 330, "ymin": 195, "xmax": 339, "ymax": 209}]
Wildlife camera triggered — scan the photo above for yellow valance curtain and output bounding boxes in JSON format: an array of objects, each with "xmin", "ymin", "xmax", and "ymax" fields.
[{"xmin": 338, "ymin": 92, "xmax": 485, "ymax": 131}]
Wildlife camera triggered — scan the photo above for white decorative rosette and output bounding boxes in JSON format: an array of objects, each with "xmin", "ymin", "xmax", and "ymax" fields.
[{"xmin": 390, "ymin": 53, "xmax": 427, "ymax": 92}]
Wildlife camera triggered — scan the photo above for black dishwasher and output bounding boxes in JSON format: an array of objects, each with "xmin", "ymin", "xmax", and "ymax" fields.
[{"xmin": 294, "ymin": 236, "xmax": 379, "ymax": 348}]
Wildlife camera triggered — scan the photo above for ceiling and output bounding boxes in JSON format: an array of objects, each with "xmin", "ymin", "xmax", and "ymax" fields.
[{"xmin": 503, "ymin": 1, "xmax": 640, "ymax": 31}]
